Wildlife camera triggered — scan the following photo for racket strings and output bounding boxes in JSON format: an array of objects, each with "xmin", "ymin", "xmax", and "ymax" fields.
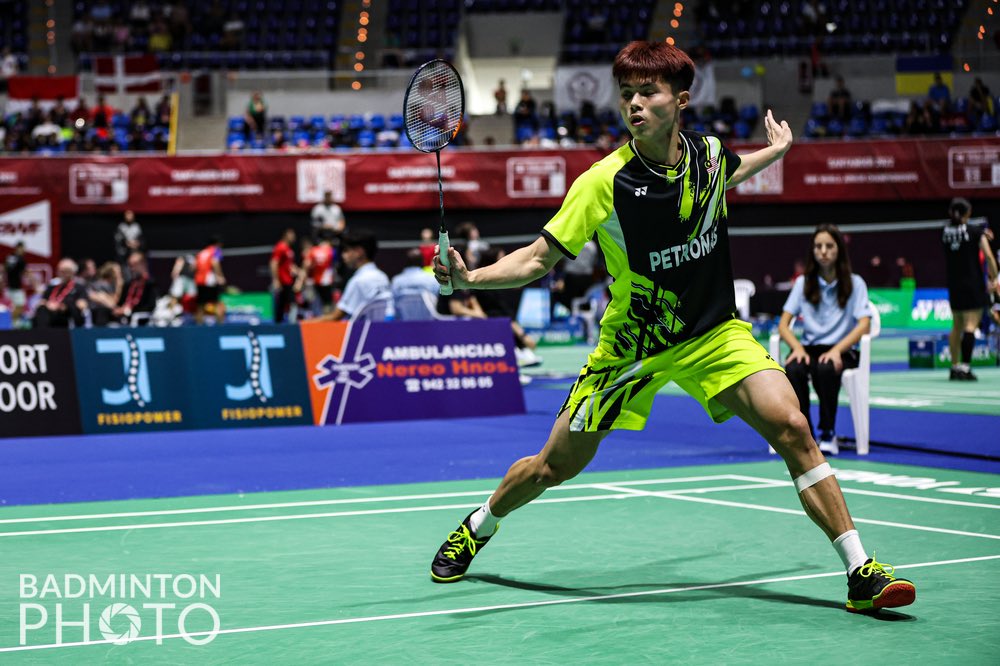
[{"xmin": 404, "ymin": 62, "xmax": 464, "ymax": 153}]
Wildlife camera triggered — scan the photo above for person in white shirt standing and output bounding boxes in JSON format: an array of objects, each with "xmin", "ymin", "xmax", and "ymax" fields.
[
  {"xmin": 310, "ymin": 190, "xmax": 346, "ymax": 241},
  {"xmin": 315, "ymin": 230, "xmax": 389, "ymax": 321}
]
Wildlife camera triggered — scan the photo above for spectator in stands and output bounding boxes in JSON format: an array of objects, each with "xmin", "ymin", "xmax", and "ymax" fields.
[
  {"xmin": 298, "ymin": 230, "xmax": 337, "ymax": 316},
  {"xmin": 778, "ymin": 224, "xmax": 872, "ymax": 455},
  {"xmin": 392, "ymin": 248, "xmax": 439, "ymax": 301},
  {"xmin": 513, "ymin": 90, "xmax": 538, "ymax": 132},
  {"xmin": 270, "ymin": 228, "xmax": 299, "ymax": 324},
  {"xmin": 418, "ymin": 227, "xmax": 436, "ymax": 267},
  {"xmin": 314, "ymin": 230, "xmax": 390, "ymax": 322},
  {"xmin": 87, "ymin": 261, "xmax": 123, "ymax": 327},
  {"xmin": 25, "ymin": 97, "xmax": 43, "ymax": 134},
  {"xmin": 71, "ymin": 97, "xmax": 90, "ymax": 127},
  {"xmin": 194, "ymin": 235, "xmax": 226, "ymax": 325},
  {"xmin": 154, "ymin": 94, "xmax": 172, "ymax": 127},
  {"xmin": 112, "ymin": 18, "xmax": 131, "ymax": 51},
  {"xmin": 827, "ymin": 76, "xmax": 851, "ymax": 120},
  {"xmin": 0, "ymin": 47, "xmax": 17, "ymax": 94},
  {"xmin": 130, "ymin": 97, "xmax": 153, "ymax": 131},
  {"xmin": 91, "ymin": 95, "xmax": 115, "ymax": 131},
  {"xmin": 32, "ymin": 258, "xmax": 89, "ymax": 329},
  {"xmin": 942, "ymin": 198, "xmax": 999, "ymax": 381},
  {"xmin": 310, "ymin": 189, "xmax": 345, "ymax": 240},
  {"xmin": 31, "ymin": 112, "xmax": 62, "ymax": 147},
  {"xmin": 129, "ymin": 0, "xmax": 153, "ymax": 31},
  {"xmin": 903, "ymin": 100, "xmax": 933, "ymax": 135},
  {"xmin": 927, "ymin": 72, "xmax": 951, "ymax": 114},
  {"xmin": 3, "ymin": 241, "xmax": 27, "ymax": 326},
  {"xmin": 455, "ymin": 222, "xmax": 488, "ymax": 270},
  {"xmin": 79, "ymin": 258, "xmax": 98, "ymax": 289},
  {"xmin": 50, "ymin": 96, "xmax": 69, "ymax": 127},
  {"xmin": 71, "ymin": 17, "xmax": 94, "ymax": 54},
  {"xmin": 112, "ymin": 252, "xmax": 158, "ymax": 325},
  {"xmin": 494, "ymin": 79, "xmax": 508, "ymax": 115},
  {"xmin": 222, "ymin": 13, "xmax": 246, "ymax": 49},
  {"xmin": 244, "ymin": 91, "xmax": 267, "ymax": 139},
  {"xmin": 148, "ymin": 15, "xmax": 173, "ymax": 52},
  {"xmin": 167, "ymin": 253, "xmax": 196, "ymax": 316},
  {"xmin": 168, "ymin": 1, "xmax": 192, "ymax": 49},
  {"xmin": 969, "ymin": 78, "xmax": 994, "ymax": 119},
  {"xmin": 114, "ymin": 210, "xmax": 145, "ymax": 274}
]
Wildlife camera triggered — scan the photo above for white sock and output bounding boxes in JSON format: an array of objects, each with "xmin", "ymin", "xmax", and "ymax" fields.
[
  {"xmin": 833, "ymin": 530, "xmax": 868, "ymax": 574},
  {"xmin": 468, "ymin": 501, "xmax": 500, "ymax": 538}
]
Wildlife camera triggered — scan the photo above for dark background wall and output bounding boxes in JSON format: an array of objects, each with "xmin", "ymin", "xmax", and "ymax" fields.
[{"xmin": 61, "ymin": 198, "xmax": 999, "ymax": 296}]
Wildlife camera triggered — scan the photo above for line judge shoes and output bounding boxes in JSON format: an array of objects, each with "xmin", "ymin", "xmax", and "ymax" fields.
[
  {"xmin": 846, "ymin": 556, "xmax": 916, "ymax": 613},
  {"xmin": 430, "ymin": 511, "xmax": 497, "ymax": 583}
]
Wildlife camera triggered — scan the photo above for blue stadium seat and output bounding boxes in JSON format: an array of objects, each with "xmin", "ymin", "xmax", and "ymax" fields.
[
  {"xmin": 733, "ymin": 119, "xmax": 751, "ymax": 139},
  {"xmin": 388, "ymin": 114, "xmax": 404, "ymax": 131},
  {"xmin": 368, "ymin": 114, "xmax": 386, "ymax": 131},
  {"xmin": 357, "ymin": 129, "xmax": 376, "ymax": 147}
]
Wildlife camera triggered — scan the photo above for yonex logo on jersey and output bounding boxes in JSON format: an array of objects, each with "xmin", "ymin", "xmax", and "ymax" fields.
[{"xmin": 634, "ymin": 186, "xmax": 647, "ymax": 197}]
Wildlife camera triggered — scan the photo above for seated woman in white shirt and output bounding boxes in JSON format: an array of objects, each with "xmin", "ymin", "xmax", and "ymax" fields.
[{"xmin": 778, "ymin": 224, "xmax": 871, "ymax": 455}]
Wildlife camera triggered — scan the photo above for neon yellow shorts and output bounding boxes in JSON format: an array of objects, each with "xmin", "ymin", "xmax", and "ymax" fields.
[{"xmin": 559, "ymin": 319, "xmax": 782, "ymax": 432}]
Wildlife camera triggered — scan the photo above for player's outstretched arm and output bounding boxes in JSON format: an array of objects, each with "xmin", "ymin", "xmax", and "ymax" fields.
[
  {"xmin": 435, "ymin": 236, "xmax": 563, "ymax": 291},
  {"xmin": 727, "ymin": 109, "xmax": 793, "ymax": 189}
]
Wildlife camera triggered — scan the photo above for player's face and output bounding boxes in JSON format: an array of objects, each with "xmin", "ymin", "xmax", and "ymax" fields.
[
  {"xmin": 813, "ymin": 232, "xmax": 838, "ymax": 270},
  {"xmin": 619, "ymin": 77, "xmax": 687, "ymax": 149}
]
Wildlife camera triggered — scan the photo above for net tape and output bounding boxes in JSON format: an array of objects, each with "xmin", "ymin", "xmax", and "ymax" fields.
[{"xmin": 403, "ymin": 60, "xmax": 465, "ymax": 153}]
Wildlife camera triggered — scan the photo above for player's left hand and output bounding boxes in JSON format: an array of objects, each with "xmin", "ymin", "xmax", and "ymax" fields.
[
  {"xmin": 818, "ymin": 348, "xmax": 843, "ymax": 372},
  {"xmin": 764, "ymin": 109, "xmax": 793, "ymax": 154}
]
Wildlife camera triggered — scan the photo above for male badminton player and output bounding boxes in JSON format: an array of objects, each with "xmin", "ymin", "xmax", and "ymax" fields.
[{"xmin": 429, "ymin": 41, "xmax": 915, "ymax": 614}]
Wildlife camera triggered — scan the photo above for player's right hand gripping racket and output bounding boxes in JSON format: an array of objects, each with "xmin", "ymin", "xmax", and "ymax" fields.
[{"xmin": 402, "ymin": 59, "xmax": 465, "ymax": 296}]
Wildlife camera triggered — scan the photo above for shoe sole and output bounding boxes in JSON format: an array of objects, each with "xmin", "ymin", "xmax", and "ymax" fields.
[
  {"xmin": 846, "ymin": 581, "xmax": 916, "ymax": 613},
  {"xmin": 430, "ymin": 571, "xmax": 465, "ymax": 583}
]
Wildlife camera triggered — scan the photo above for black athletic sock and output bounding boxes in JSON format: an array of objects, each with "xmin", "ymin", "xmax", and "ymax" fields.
[{"xmin": 961, "ymin": 332, "xmax": 975, "ymax": 364}]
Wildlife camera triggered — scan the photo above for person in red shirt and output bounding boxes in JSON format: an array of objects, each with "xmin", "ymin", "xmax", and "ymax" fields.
[
  {"xmin": 270, "ymin": 228, "xmax": 298, "ymax": 323},
  {"xmin": 194, "ymin": 235, "xmax": 226, "ymax": 325},
  {"xmin": 297, "ymin": 229, "xmax": 336, "ymax": 315}
]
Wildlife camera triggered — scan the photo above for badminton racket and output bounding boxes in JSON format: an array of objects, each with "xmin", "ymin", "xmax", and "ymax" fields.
[{"xmin": 402, "ymin": 59, "xmax": 465, "ymax": 295}]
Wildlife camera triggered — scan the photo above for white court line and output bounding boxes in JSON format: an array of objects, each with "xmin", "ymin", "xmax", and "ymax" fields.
[
  {"xmin": 727, "ymin": 474, "xmax": 1000, "ymax": 510},
  {"xmin": 1, "ymin": 553, "xmax": 997, "ymax": 654},
  {"xmin": 0, "ymin": 483, "xmax": 776, "ymax": 538},
  {"xmin": 0, "ymin": 474, "xmax": 743, "ymax": 525},
  {"xmin": 0, "ymin": 493, "xmax": 652, "ymax": 538},
  {"xmin": 594, "ymin": 484, "xmax": 1000, "ymax": 541}
]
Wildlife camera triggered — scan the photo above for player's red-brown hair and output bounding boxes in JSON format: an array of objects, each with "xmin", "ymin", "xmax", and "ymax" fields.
[{"xmin": 612, "ymin": 41, "xmax": 696, "ymax": 94}]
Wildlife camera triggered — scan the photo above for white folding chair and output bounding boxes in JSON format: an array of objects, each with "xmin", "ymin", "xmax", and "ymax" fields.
[
  {"xmin": 393, "ymin": 291, "xmax": 451, "ymax": 321},
  {"xmin": 768, "ymin": 300, "xmax": 880, "ymax": 455},
  {"xmin": 350, "ymin": 295, "xmax": 393, "ymax": 322},
  {"xmin": 733, "ymin": 279, "xmax": 756, "ymax": 321}
]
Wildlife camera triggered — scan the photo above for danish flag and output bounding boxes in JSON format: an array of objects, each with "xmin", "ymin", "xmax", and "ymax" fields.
[{"xmin": 94, "ymin": 54, "xmax": 162, "ymax": 94}]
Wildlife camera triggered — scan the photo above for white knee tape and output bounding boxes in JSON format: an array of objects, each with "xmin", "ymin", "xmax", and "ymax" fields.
[{"xmin": 793, "ymin": 462, "xmax": 834, "ymax": 493}]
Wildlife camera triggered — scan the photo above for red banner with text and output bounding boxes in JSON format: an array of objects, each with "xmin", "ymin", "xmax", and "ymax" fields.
[{"xmin": 0, "ymin": 137, "xmax": 996, "ymax": 214}]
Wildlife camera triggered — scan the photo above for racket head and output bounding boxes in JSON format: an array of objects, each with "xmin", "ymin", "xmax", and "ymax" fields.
[{"xmin": 403, "ymin": 59, "xmax": 465, "ymax": 153}]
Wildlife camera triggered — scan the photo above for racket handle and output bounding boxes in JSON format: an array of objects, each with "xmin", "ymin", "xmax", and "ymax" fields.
[{"xmin": 438, "ymin": 230, "xmax": 454, "ymax": 296}]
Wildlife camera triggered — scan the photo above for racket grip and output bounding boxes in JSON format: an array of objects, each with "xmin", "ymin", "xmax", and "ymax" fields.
[{"xmin": 438, "ymin": 230, "xmax": 454, "ymax": 296}]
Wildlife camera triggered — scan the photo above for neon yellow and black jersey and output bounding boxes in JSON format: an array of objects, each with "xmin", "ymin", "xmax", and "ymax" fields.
[{"xmin": 541, "ymin": 130, "xmax": 741, "ymax": 362}]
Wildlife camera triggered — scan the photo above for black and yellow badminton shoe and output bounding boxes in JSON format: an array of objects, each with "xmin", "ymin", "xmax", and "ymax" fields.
[
  {"xmin": 846, "ymin": 556, "xmax": 916, "ymax": 613},
  {"xmin": 430, "ymin": 512, "xmax": 497, "ymax": 583}
]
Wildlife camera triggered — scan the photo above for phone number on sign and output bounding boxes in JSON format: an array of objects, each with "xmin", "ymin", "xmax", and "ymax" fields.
[{"xmin": 404, "ymin": 376, "xmax": 495, "ymax": 393}]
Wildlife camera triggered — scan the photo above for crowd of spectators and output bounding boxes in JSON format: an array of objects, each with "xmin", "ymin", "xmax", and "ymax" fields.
[
  {"xmin": 805, "ymin": 73, "xmax": 999, "ymax": 139},
  {"xmin": 1, "ymin": 94, "xmax": 172, "ymax": 154}
]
